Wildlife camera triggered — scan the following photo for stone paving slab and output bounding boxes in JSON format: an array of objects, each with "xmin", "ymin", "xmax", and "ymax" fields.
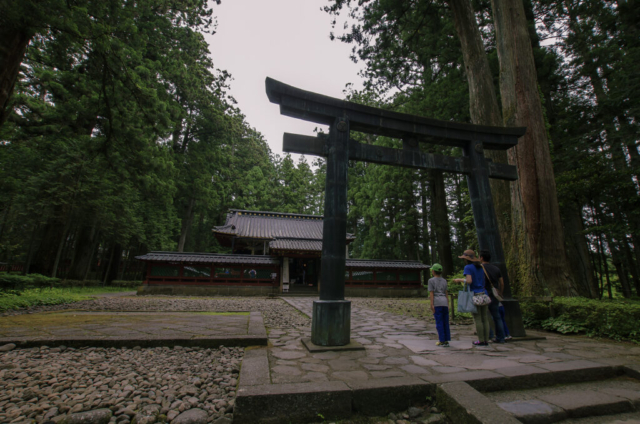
[
  {"xmin": 0, "ymin": 310, "xmax": 267, "ymax": 348},
  {"xmin": 233, "ymin": 296, "xmax": 640, "ymax": 423},
  {"xmin": 266, "ymin": 298, "xmax": 640, "ymax": 387}
]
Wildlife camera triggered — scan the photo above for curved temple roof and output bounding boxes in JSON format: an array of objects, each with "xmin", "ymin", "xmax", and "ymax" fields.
[
  {"xmin": 136, "ymin": 251, "xmax": 429, "ymax": 270},
  {"xmin": 213, "ymin": 209, "xmax": 355, "ymax": 245}
]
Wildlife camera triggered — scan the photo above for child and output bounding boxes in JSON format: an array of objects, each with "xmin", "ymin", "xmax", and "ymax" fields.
[{"xmin": 427, "ymin": 263, "xmax": 451, "ymax": 347}]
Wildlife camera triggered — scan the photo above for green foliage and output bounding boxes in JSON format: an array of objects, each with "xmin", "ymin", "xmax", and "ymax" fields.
[
  {"xmin": 0, "ymin": 287, "xmax": 128, "ymax": 311},
  {"xmin": 0, "ymin": 273, "xmax": 60, "ymax": 290},
  {"xmin": 521, "ymin": 297, "xmax": 640, "ymax": 343},
  {"xmin": 58, "ymin": 280, "xmax": 103, "ymax": 288}
]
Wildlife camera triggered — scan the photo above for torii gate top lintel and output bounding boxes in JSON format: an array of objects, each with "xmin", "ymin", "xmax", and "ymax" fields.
[{"xmin": 265, "ymin": 77, "xmax": 526, "ymax": 150}]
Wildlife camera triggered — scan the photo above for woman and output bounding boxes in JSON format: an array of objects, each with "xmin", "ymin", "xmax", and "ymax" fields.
[{"xmin": 453, "ymin": 249, "xmax": 490, "ymax": 346}]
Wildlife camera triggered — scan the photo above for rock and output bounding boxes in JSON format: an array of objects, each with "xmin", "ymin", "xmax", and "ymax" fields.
[
  {"xmin": 423, "ymin": 414, "xmax": 446, "ymax": 424},
  {"xmin": 134, "ymin": 404, "xmax": 160, "ymax": 424},
  {"xmin": 167, "ymin": 410, "xmax": 179, "ymax": 421},
  {"xmin": 212, "ymin": 417, "xmax": 232, "ymax": 424},
  {"xmin": 179, "ymin": 385, "xmax": 198, "ymax": 396},
  {"xmin": 70, "ymin": 403, "xmax": 84, "ymax": 413},
  {"xmin": 44, "ymin": 407, "xmax": 59, "ymax": 421},
  {"xmin": 172, "ymin": 408, "xmax": 208, "ymax": 424},
  {"xmin": 0, "ymin": 343, "xmax": 17, "ymax": 352},
  {"xmin": 52, "ymin": 415, "xmax": 68, "ymax": 424},
  {"xmin": 66, "ymin": 408, "xmax": 112, "ymax": 424},
  {"xmin": 429, "ymin": 406, "xmax": 439, "ymax": 414},
  {"xmin": 22, "ymin": 389, "xmax": 38, "ymax": 401},
  {"xmin": 114, "ymin": 408, "xmax": 135, "ymax": 417},
  {"xmin": 408, "ymin": 407, "xmax": 424, "ymax": 418}
]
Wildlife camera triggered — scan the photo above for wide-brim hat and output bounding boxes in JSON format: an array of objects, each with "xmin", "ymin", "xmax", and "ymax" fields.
[{"xmin": 458, "ymin": 249, "xmax": 480, "ymax": 262}]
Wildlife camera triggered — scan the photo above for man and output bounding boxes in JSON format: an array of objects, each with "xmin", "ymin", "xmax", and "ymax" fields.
[{"xmin": 479, "ymin": 250, "xmax": 506, "ymax": 343}]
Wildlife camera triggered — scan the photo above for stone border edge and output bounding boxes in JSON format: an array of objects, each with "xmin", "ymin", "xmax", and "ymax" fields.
[
  {"xmin": 233, "ymin": 361, "xmax": 628, "ymax": 424},
  {"xmin": 3, "ymin": 335, "xmax": 268, "ymax": 349}
]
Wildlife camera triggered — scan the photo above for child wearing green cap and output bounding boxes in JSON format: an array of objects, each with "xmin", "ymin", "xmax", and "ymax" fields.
[{"xmin": 427, "ymin": 263, "xmax": 450, "ymax": 347}]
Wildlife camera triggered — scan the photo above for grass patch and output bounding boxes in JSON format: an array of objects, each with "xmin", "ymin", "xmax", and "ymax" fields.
[{"xmin": 0, "ymin": 287, "xmax": 130, "ymax": 312}]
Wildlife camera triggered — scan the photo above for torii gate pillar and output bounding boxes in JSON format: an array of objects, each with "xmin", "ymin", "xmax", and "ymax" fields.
[{"xmin": 312, "ymin": 117, "xmax": 351, "ymax": 346}]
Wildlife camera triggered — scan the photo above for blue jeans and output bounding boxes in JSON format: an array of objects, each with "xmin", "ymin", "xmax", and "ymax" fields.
[
  {"xmin": 488, "ymin": 297, "xmax": 506, "ymax": 341},
  {"xmin": 434, "ymin": 306, "xmax": 451, "ymax": 342},
  {"xmin": 500, "ymin": 305, "xmax": 510, "ymax": 337}
]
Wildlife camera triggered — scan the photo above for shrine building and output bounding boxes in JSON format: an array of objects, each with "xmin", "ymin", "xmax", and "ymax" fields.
[{"xmin": 136, "ymin": 209, "xmax": 429, "ymax": 297}]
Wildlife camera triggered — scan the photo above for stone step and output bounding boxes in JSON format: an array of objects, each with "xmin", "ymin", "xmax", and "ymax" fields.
[
  {"xmin": 487, "ymin": 376, "xmax": 640, "ymax": 424},
  {"xmin": 560, "ymin": 410, "xmax": 640, "ymax": 423}
]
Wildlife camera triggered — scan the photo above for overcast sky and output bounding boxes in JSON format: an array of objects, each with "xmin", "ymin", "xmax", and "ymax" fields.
[{"xmin": 205, "ymin": 0, "xmax": 364, "ymax": 159}]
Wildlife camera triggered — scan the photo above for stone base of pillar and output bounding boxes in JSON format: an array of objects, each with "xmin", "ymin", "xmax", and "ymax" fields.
[
  {"xmin": 311, "ymin": 300, "xmax": 351, "ymax": 346},
  {"xmin": 501, "ymin": 298, "xmax": 526, "ymax": 338}
]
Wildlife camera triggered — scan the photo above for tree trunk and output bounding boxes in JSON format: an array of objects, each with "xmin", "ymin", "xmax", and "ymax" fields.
[
  {"xmin": 609, "ymin": 239, "xmax": 632, "ymax": 298},
  {"xmin": 0, "ymin": 26, "xmax": 32, "ymax": 127},
  {"xmin": 633, "ymin": 234, "xmax": 640, "ymax": 296},
  {"xmin": 454, "ymin": 174, "xmax": 467, "ymax": 252},
  {"xmin": 562, "ymin": 204, "xmax": 598, "ymax": 298},
  {"xmin": 83, "ymin": 235, "xmax": 101, "ymax": 281},
  {"xmin": 102, "ymin": 244, "xmax": 115, "ymax": 285},
  {"xmin": 429, "ymin": 170, "xmax": 454, "ymax": 277},
  {"xmin": 622, "ymin": 236, "xmax": 640, "ymax": 296},
  {"xmin": 23, "ymin": 224, "xmax": 39, "ymax": 275},
  {"xmin": 178, "ymin": 197, "xmax": 196, "ymax": 252},
  {"xmin": 491, "ymin": 0, "xmax": 575, "ymax": 296},
  {"xmin": 106, "ymin": 243, "xmax": 122, "ymax": 284},
  {"xmin": 67, "ymin": 220, "xmax": 99, "ymax": 279},
  {"xmin": 51, "ymin": 219, "xmax": 72, "ymax": 279},
  {"xmin": 447, "ymin": 0, "xmax": 514, "ymax": 267},
  {"xmin": 421, "ymin": 177, "xmax": 431, "ymax": 264}
]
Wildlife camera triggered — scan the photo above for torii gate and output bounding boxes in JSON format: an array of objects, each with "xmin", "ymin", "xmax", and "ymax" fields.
[{"xmin": 266, "ymin": 77, "xmax": 527, "ymax": 347}]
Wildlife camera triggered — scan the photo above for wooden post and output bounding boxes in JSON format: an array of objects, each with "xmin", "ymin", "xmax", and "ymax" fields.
[
  {"xmin": 464, "ymin": 140, "xmax": 525, "ymax": 336},
  {"xmin": 312, "ymin": 117, "xmax": 351, "ymax": 346}
]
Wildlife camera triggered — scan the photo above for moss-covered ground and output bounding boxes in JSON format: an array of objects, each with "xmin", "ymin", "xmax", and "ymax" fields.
[{"xmin": 0, "ymin": 287, "xmax": 131, "ymax": 312}]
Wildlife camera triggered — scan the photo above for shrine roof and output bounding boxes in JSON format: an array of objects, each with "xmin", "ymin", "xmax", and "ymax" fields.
[
  {"xmin": 269, "ymin": 238, "xmax": 323, "ymax": 252},
  {"xmin": 135, "ymin": 251, "xmax": 429, "ymax": 270},
  {"xmin": 212, "ymin": 209, "xmax": 355, "ymax": 242},
  {"xmin": 135, "ymin": 252, "xmax": 279, "ymax": 265},
  {"xmin": 346, "ymin": 259, "xmax": 430, "ymax": 269}
]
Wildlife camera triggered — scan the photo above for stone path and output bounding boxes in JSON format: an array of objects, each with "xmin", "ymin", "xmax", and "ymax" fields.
[
  {"xmin": 265, "ymin": 297, "xmax": 640, "ymax": 385},
  {"xmin": 0, "ymin": 311, "xmax": 267, "ymax": 348}
]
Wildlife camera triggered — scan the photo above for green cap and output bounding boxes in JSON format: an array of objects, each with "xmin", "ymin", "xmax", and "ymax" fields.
[{"xmin": 431, "ymin": 263, "xmax": 443, "ymax": 273}]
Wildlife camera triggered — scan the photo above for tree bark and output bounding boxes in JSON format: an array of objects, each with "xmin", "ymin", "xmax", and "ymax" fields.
[
  {"xmin": 429, "ymin": 170, "xmax": 454, "ymax": 277},
  {"xmin": 491, "ymin": 0, "xmax": 575, "ymax": 296},
  {"xmin": 83, "ymin": 235, "xmax": 101, "ymax": 281},
  {"xmin": 178, "ymin": 196, "xmax": 196, "ymax": 252},
  {"xmin": 106, "ymin": 243, "xmax": 122, "ymax": 284},
  {"xmin": 51, "ymin": 219, "xmax": 72, "ymax": 279},
  {"xmin": 447, "ymin": 0, "xmax": 513, "ymax": 267},
  {"xmin": 0, "ymin": 26, "xmax": 31, "ymax": 127},
  {"xmin": 421, "ymin": 177, "xmax": 431, "ymax": 264},
  {"xmin": 562, "ymin": 203, "xmax": 598, "ymax": 298}
]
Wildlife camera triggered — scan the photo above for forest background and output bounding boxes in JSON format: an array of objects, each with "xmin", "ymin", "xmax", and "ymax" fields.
[{"xmin": 0, "ymin": 0, "xmax": 638, "ymax": 300}]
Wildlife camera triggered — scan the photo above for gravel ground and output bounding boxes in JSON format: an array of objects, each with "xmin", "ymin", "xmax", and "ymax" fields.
[
  {"xmin": 2, "ymin": 296, "xmax": 311, "ymax": 329},
  {"xmin": 0, "ymin": 344, "xmax": 241, "ymax": 424}
]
